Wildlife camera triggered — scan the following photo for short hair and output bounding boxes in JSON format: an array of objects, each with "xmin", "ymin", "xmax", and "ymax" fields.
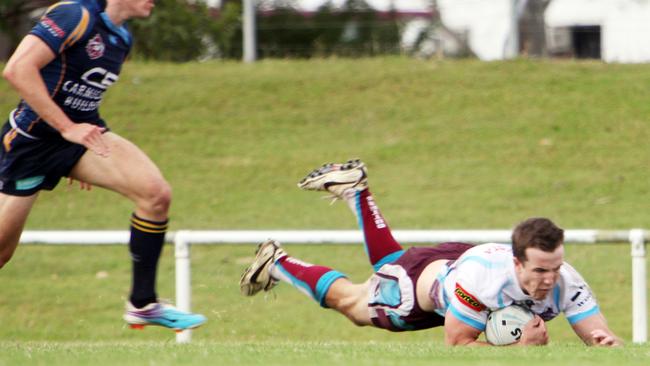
[{"xmin": 511, "ymin": 217, "xmax": 564, "ymax": 262}]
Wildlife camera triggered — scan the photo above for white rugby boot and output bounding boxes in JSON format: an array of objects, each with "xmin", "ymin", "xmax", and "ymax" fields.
[
  {"xmin": 240, "ymin": 239, "xmax": 287, "ymax": 296},
  {"xmin": 297, "ymin": 159, "xmax": 368, "ymax": 200}
]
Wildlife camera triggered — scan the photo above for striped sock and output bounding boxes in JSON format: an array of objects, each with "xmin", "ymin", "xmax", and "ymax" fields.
[
  {"xmin": 128, "ymin": 213, "xmax": 168, "ymax": 309},
  {"xmin": 349, "ymin": 189, "xmax": 404, "ymax": 271},
  {"xmin": 270, "ymin": 256, "xmax": 346, "ymax": 308}
]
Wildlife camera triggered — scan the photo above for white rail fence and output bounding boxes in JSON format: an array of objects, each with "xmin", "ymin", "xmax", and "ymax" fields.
[{"xmin": 20, "ymin": 229, "xmax": 648, "ymax": 344}]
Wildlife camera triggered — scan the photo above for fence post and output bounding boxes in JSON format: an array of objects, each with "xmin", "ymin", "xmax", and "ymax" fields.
[
  {"xmin": 175, "ymin": 230, "xmax": 192, "ymax": 344},
  {"xmin": 630, "ymin": 229, "xmax": 647, "ymax": 343}
]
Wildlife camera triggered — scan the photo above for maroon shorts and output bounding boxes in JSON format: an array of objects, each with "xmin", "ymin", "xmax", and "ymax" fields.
[{"xmin": 368, "ymin": 242, "xmax": 474, "ymax": 331}]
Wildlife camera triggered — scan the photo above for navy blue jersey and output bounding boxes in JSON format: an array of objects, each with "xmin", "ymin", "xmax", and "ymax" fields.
[{"xmin": 10, "ymin": 0, "xmax": 131, "ymax": 139}]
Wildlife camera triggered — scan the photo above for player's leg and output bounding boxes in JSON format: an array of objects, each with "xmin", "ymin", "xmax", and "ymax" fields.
[
  {"xmin": 0, "ymin": 193, "xmax": 38, "ymax": 268},
  {"xmin": 324, "ymin": 278, "xmax": 372, "ymax": 326},
  {"xmin": 240, "ymin": 239, "xmax": 372, "ymax": 326},
  {"xmin": 69, "ymin": 131, "xmax": 205, "ymax": 331},
  {"xmin": 298, "ymin": 160, "xmax": 404, "ymax": 271},
  {"xmin": 344, "ymin": 188, "xmax": 404, "ymax": 271}
]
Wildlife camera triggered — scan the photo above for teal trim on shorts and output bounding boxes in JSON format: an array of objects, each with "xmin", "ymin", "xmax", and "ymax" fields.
[{"xmin": 15, "ymin": 176, "xmax": 45, "ymax": 190}]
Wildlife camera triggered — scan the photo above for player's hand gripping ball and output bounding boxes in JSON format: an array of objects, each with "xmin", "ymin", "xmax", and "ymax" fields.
[{"xmin": 485, "ymin": 305, "xmax": 535, "ymax": 345}]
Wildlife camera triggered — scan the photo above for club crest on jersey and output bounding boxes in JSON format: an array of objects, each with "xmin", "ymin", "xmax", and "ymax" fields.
[
  {"xmin": 454, "ymin": 283, "xmax": 485, "ymax": 312},
  {"xmin": 86, "ymin": 34, "xmax": 105, "ymax": 60}
]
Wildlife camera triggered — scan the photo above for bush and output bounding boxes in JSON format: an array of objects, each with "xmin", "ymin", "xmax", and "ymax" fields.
[
  {"xmin": 129, "ymin": 0, "xmax": 214, "ymax": 61},
  {"xmin": 129, "ymin": 0, "xmax": 401, "ymax": 61}
]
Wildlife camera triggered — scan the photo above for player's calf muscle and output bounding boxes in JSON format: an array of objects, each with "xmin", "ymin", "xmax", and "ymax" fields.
[{"xmin": 326, "ymin": 282, "xmax": 370, "ymax": 326}]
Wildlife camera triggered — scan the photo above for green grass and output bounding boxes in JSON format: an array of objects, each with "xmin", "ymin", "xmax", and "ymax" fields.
[
  {"xmin": 1, "ymin": 58, "xmax": 649, "ymax": 230},
  {"xmin": 1, "ymin": 58, "xmax": 650, "ymax": 363},
  {"xmin": 0, "ymin": 243, "xmax": 647, "ymax": 365},
  {"xmin": 1, "ymin": 341, "xmax": 649, "ymax": 366}
]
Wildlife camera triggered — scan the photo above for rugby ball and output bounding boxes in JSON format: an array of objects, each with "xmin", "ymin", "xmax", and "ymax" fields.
[{"xmin": 485, "ymin": 305, "xmax": 535, "ymax": 345}]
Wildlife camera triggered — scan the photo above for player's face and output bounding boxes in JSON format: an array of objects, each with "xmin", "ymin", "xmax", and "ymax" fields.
[
  {"xmin": 514, "ymin": 245, "xmax": 564, "ymax": 300},
  {"xmin": 120, "ymin": 0, "xmax": 156, "ymax": 19}
]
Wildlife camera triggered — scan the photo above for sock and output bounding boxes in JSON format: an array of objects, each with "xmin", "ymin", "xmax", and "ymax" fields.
[
  {"xmin": 128, "ymin": 213, "xmax": 168, "ymax": 309},
  {"xmin": 346, "ymin": 188, "xmax": 404, "ymax": 271},
  {"xmin": 270, "ymin": 256, "xmax": 346, "ymax": 308}
]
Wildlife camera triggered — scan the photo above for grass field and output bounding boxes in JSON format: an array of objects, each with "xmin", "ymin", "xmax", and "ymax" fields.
[
  {"xmin": 1, "ymin": 57, "xmax": 650, "ymax": 364},
  {"xmin": 1, "ymin": 341, "xmax": 650, "ymax": 366}
]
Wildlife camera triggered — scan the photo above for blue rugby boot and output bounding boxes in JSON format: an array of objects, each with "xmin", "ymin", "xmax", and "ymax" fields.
[{"xmin": 123, "ymin": 301, "xmax": 207, "ymax": 332}]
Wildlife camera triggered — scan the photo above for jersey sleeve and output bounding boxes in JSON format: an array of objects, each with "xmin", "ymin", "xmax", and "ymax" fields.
[
  {"xmin": 559, "ymin": 262, "xmax": 600, "ymax": 325},
  {"xmin": 29, "ymin": 1, "xmax": 91, "ymax": 54},
  {"xmin": 448, "ymin": 260, "xmax": 490, "ymax": 331}
]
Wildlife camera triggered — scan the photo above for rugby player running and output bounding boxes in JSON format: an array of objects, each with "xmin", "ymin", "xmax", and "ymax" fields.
[{"xmin": 1, "ymin": 0, "xmax": 205, "ymax": 331}]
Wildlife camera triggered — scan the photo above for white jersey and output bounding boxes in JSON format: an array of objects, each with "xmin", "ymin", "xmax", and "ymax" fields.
[{"xmin": 432, "ymin": 243, "xmax": 600, "ymax": 331}]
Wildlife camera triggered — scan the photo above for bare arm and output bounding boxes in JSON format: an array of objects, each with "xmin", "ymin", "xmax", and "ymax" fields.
[
  {"xmin": 3, "ymin": 35, "xmax": 109, "ymax": 156},
  {"xmin": 444, "ymin": 310, "xmax": 489, "ymax": 346},
  {"xmin": 571, "ymin": 312, "xmax": 622, "ymax": 346},
  {"xmin": 444, "ymin": 311, "xmax": 549, "ymax": 346}
]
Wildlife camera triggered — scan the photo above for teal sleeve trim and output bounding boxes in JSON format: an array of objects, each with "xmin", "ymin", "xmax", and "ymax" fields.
[
  {"xmin": 449, "ymin": 304, "xmax": 485, "ymax": 331},
  {"xmin": 567, "ymin": 305, "xmax": 600, "ymax": 325}
]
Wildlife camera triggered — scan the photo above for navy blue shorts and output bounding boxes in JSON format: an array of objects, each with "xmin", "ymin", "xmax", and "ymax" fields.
[{"xmin": 0, "ymin": 121, "xmax": 87, "ymax": 196}]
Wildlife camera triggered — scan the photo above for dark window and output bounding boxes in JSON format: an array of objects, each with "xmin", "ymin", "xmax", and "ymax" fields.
[{"xmin": 571, "ymin": 25, "xmax": 601, "ymax": 59}]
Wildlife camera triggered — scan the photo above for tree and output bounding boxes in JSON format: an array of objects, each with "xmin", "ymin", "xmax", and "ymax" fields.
[
  {"xmin": 519, "ymin": 0, "xmax": 551, "ymax": 57},
  {"xmin": 129, "ymin": 0, "xmax": 215, "ymax": 61},
  {"xmin": 0, "ymin": 0, "xmax": 54, "ymax": 57}
]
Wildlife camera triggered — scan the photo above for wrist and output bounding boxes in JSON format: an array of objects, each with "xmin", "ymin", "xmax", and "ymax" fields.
[{"xmin": 56, "ymin": 120, "xmax": 76, "ymax": 134}]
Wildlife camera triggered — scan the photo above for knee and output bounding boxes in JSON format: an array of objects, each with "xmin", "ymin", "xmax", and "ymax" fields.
[
  {"xmin": 139, "ymin": 179, "xmax": 172, "ymax": 216},
  {"xmin": 347, "ymin": 313, "xmax": 368, "ymax": 327}
]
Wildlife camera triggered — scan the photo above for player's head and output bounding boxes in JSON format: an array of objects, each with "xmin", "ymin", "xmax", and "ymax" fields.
[
  {"xmin": 107, "ymin": 0, "xmax": 155, "ymax": 20},
  {"xmin": 511, "ymin": 217, "xmax": 565, "ymax": 300}
]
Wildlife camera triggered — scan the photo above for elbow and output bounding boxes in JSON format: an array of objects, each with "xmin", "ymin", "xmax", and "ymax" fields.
[
  {"xmin": 2, "ymin": 63, "xmax": 18, "ymax": 86},
  {"xmin": 2, "ymin": 65, "xmax": 12, "ymax": 83},
  {"xmin": 444, "ymin": 333, "xmax": 476, "ymax": 346}
]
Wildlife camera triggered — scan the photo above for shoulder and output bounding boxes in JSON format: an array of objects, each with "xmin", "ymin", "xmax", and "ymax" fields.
[
  {"xmin": 453, "ymin": 244, "xmax": 513, "ymax": 303},
  {"xmin": 559, "ymin": 261, "xmax": 588, "ymax": 284},
  {"xmin": 40, "ymin": 1, "xmax": 100, "ymax": 31},
  {"xmin": 32, "ymin": 1, "xmax": 98, "ymax": 52},
  {"xmin": 456, "ymin": 243, "xmax": 513, "ymax": 269},
  {"xmin": 43, "ymin": 1, "xmax": 89, "ymax": 20}
]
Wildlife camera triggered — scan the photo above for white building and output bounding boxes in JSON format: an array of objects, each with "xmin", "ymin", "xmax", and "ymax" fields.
[
  {"xmin": 205, "ymin": 0, "xmax": 650, "ymax": 63},
  {"xmin": 546, "ymin": 0, "xmax": 650, "ymax": 63}
]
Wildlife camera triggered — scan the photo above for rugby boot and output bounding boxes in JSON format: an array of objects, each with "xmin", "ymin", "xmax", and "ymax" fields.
[
  {"xmin": 297, "ymin": 159, "xmax": 368, "ymax": 200},
  {"xmin": 240, "ymin": 239, "xmax": 287, "ymax": 296},
  {"xmin": 123, "ymin": 301, "xmax": 207, "ymax": 332}
]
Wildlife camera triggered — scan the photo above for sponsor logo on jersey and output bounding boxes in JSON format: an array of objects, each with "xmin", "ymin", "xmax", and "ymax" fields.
[
  {"xmin": 40, "ymin": 16, "xmax": 65, "ymax": 38},
  {"xmin": 86, "ymin": 34, "xmax": 105, "ymax": 59},
  {"xmin": 81, "ymin": 67, "xmax": 119, "ymax": 90},
  {"xmin": 454, "ymin": 283, "xmax": 485, "ymax": 312}
]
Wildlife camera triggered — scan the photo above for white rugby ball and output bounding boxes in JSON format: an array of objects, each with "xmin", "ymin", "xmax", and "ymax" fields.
[{"xmin": 485, "ymin": 305, "xmax": 535, "ymax": 345}]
